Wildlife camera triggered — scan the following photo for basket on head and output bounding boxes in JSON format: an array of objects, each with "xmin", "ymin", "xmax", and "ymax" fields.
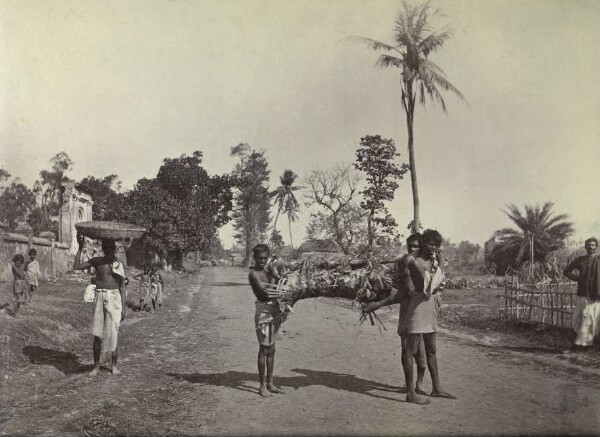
[{"xmin": 75, "ymin": 221, "xmax": 146, "ymax": 241}]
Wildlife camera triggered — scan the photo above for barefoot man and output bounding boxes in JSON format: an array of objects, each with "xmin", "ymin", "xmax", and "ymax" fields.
[
  {"xmin": 249, "ymin": 244, "xmax": 285, "ymax": 397},
  {"xmin": 362, "ymin": 233, "xmax": 429, "ymax": 395},
  {"xmin": 404, "ymin": 229, "xmax": 456, "ymax": 404},
  {"xmin": 74, "ymin": 234, "xmax": 126, "ymax": 375},
  {"xmin": 563, "ymin": 237, "xmax": 600, "ymax": 352}
]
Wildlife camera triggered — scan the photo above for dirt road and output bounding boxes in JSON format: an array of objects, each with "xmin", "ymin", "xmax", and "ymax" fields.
[{"xmin": 2, "ymin": 267, "xmax": 600, "ymax": 435}]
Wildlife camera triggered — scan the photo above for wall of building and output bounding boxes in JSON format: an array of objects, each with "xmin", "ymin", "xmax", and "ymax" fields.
[
  {"xmin": 0, "ymin": 233, "xmax": 71, "ymax": 282},
  {"xmin": 60, "ymin": 182, "xmax": 94, "ymax": 255}
]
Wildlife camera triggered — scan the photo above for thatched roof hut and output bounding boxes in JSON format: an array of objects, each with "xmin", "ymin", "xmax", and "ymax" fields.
[{"xmin": 297, "ymin": 239, "xmax": 342, "ymax": 259}]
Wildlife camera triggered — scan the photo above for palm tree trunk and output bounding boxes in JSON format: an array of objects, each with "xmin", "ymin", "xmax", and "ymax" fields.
[
  {"xmin": 405, "ymin": 80, "xmax": 420, "ymax": 234},
  {"xmin": 288, "ymin": 218, "xmax": 294, "ymax": 249},
  {"xmin": 273, "ymin": 208, "xmax": 281, "ymax": 233}
]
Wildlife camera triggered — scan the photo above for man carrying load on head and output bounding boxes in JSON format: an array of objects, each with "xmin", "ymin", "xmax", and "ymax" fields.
[
  {"xmin": 74, "ymin": 234, "xmax": 126, "ymax": 375},
  {"xmin": 249, "ymin": 243, "xmax": 285, "ymax": 397},
  {"xmin": 563, "ymin": 237, "xmax": 600, "ymax": 352}
]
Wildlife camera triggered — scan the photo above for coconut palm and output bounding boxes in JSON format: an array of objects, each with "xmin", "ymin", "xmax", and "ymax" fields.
[
  {"xmin": 269, "ymin": 170, "xmax": 302, "ymax": 249},
  {"xmin": 494, "ymin": 203, "xmax": 574, "ymax": 276},
  {"xmin": 352, "ymin": 1, "xmax": 465, "ymax": 233}
]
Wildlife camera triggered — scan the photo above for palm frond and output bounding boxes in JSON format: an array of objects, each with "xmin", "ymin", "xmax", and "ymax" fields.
[
  {"xmin": 419, "ymin": 28, "xmax": 453, "ymax": 57},
  {"xmin": 376, "ymin": 54, "xmax": 404, "ymax": 69},
  {"xmin": 347, "ymin": 36, "xmax": 396, "ymax": 52}
]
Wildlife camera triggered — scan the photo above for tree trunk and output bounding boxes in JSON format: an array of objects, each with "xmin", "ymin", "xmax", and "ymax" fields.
[
  {"xmin": 288, "ymin": 218, "xmax": 294, "ymax": 249},
  {"xmin": 367, "ymin": 210, "xmax": 374, "ymax": 249},
  {"xmin": 405, "ymin": 80, "xmax": 420, "ymax": 234},
  {"xmin": 273, "ymin": 208, "xmax": 281, "ymax": 233}
]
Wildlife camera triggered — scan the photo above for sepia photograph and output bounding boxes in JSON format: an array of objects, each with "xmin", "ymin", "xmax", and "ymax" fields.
[{"xmin": 1, "ymin": 0, "xmax": 599, "ymax": 435}]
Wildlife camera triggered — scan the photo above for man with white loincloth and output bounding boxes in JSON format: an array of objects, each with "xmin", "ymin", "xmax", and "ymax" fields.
[
  {"xmin": 249, "ymin": 243, "xmax": 285, "ymax": 397},
  {"xmin": 404, "ymin": 229, "xmax": 456, "ymax": 404},
  {"xmin": 74, "ymin": 234, "xmax": 126, "ymax": 375},
  {"xmin": 563, "ymin": 237, "xmax": 600, "ymax": 353}
]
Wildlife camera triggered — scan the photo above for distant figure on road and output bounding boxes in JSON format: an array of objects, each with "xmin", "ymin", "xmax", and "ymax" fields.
[
  {"xmin": 132, "ymin": 267, "xmax": 152, "ymax": 312},
  {"xmin": 362, "ymin": 233, "xmax": 429, "ymax": 399},
  {"xmin": 563, "ymin": 237, "xmax": 600, "ymax": 352},
  {"xmin": 405, "ymin": 229, "xmax": 456, "ymax": 403},
  {"xmin": 74, "ymin": 235, "xmax": 126, "ymax": 375},
  {"xmin": 149, "ymin": 265, "xmax": 164, "ymax": 311},
  {"xmin": 26, "ymin": 249, "xmax": 40, "ymax": 304},
  {"xmin": 249, "ymin": 243, "xmax": 285, "ymax": 397},
  {"xmin": 12, "ymin": 254, "xmax": 28, "ymax": 316}
]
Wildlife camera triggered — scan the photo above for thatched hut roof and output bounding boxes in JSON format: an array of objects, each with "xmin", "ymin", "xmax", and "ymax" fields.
[{"xmin": 297, "ymin": 239, "xmax": 341, "ymax": 253}]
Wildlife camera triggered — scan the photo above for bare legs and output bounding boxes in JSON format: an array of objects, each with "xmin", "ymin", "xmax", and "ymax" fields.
[
  {"xmin": 403, "ymin": 334, "xmax": 430, "ymax": 404},
  {"xmin": 257, "ymin": 344, "xmax": 283, "ymax": 397},
  {"xmin": 90, "ymin": 336, "xmax": 102, "ymax": 376},
  {"xmin": 423, "ymin": 332, "xmax": 456, "ymax": 399},
  {"xmin": 90, "ymin": 336, "xmax": 120, "ymax": 375},
  {"xmin": 399, "ymin": 335, "xmax": 427, "ymax": 394}
]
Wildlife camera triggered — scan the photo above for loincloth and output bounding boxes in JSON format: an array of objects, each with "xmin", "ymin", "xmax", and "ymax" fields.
[
  {"xmin": 572, "ymin": 296, "xmax": 600, "ymax": 346},
  {"xmin": 13, "ymin": 279, "xmax": 28, "ymax": 303},
  {"xmin": 92, "ymin": 289, "xmax": 122, "ymax": 353},
  {"xmin": 255, "ymin": 300, "xmax": 283, "ymax": 346}
]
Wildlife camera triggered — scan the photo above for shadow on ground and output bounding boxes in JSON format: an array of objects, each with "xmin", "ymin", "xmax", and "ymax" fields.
[
  {"xmin": 168, "ymin": 368, "xmax": 402, "ymax": 401},
  {"xmin": 22, "ymin": 346, "xmax": 92, "ymax": 375}
]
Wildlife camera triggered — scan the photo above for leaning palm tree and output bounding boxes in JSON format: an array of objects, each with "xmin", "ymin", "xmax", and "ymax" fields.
[
  {"xmin": 351, "ymin": 1, "xmax": 465, "ymax": 233},
  {"xmin": 269, "ymin": 170, "xmax": 302, "ymax": 248},
  {"xmin": 495, "ymin": 203, "xmax": 574, "ymax": 279}
]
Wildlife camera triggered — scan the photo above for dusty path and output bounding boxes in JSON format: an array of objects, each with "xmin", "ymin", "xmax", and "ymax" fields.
[{"xmin": 3, "ymin": 267, "xmax": 600, "ymax": 435}]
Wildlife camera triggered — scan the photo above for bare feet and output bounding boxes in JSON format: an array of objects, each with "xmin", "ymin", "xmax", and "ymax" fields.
[
  {"xmin": 406, "ymin": 392, "xmax": 431, "ymax": 405},
  {"xmin": 431, "ymin": 390, "xmax": 456, "ymax": 399},
  {"xmin": 415, "ymin": 388, "xmax": 428, "ymax": 396},
  {"xmin": 90, "ymin": 367, "xmax": 100, "ymax": 376},
  {"xmin": 267, "ymin": 384, "xmax": 284, "ymax": 394},
  {"xmin": 259, "ymin": 385, "xmax": 272, "ymax": 397},
  {"xmin": 111, "ymin": 366, "xmax": 121, "ymax": 375}
]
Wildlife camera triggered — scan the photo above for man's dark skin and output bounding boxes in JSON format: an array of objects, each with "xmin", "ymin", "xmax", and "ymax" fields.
[
  {"xmin": 405, "ymin": 233, "xmax": 456, "ymax": 404},
  {"xmin": 249, "ymin": 249, "xmax": 284, "ymax": 397},
  {"xmin": 74, "ymin": 234, "xmax": 125, "ymax": 375}
]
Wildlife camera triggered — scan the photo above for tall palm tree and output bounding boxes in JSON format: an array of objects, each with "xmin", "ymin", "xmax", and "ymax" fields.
[
  {"xmin": 269, "ymin": 170, "xmax": 302, "ymax": 249},
  {"xmin": 495, "ymin": 203, "xmax": 574, "ymax": 276},
  {"xmin": 352, "ymin": 1, "xmax": 465, "ymax": 233}
]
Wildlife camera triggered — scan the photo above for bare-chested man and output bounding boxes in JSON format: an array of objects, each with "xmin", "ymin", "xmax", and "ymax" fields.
[
  {"xmin": 248, "ymin": 243, "xmax": 285, "ymax": 397},
  {"xmin": 74, "ymin": 234, "xmax": 126, "ymax": 375},
  {"xmin": 363, "ymin": 233, "xmax": 428, "ymax": 395},
  {"xmin": 404, "ymin": 229, "xmax": 456, "ymax": 404}
]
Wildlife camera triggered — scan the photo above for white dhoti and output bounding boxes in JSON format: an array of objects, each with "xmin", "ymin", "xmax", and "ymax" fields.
[
  {"xmin": 572, "ymin": 296, "xmax": 600, "ymax": 347},
  {"xmin": 92, "ymin": 289, "xmax": 122, "ymax": 353}
]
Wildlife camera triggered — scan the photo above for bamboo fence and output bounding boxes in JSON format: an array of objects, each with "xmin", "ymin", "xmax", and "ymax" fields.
[{"xmin": 498, "ymin": 282, "xmax": 578, "ymax": 327}]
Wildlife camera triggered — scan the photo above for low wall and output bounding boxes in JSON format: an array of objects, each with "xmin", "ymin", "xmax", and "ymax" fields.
[{"xmin": 0, "ymin": 232, "xmax": 71, "ymax": 281}]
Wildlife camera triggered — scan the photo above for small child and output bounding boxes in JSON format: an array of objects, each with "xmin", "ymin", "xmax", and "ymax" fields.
[
  {"xmin": 149, "ymin": 265, "xmax": 164, "ymax": 311},
  {"xmin": 133, "ymin": 267, "xmax": 152, "ymax": 312},
  {"xmin": 26, "ymin": 249, "xmax": 40, "ymax": 303},
  {"xmin": 12, "ymin": 254, "xmax": 28, "ymax": 316}
]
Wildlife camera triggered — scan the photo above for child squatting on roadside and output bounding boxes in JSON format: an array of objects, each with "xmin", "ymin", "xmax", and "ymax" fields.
[
  {"xmin": 249, "ymin": 243, "xmax": 285, "ymax": 397},
  {"xmin": 74, "ymin": 234, "xmax": 126, "ymax": 375},
  {"xmin": 12, "ymin": 254, "xmax": 28, "ymax": 316}
]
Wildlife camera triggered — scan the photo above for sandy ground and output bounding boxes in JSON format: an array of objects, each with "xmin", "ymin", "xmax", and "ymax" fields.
[{"xmin": 1, "ymin": 266, "xmax": 600, "ymax": 436}]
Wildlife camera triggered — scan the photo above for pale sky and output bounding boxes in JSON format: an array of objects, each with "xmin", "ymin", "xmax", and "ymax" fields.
[{"xmin": 1, "ymin": 0, "xmax": 599, "ymax": 249}]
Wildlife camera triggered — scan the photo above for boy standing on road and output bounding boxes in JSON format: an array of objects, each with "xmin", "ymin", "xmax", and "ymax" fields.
[
  {"xmin": 26, "ymin": 249, "xmax": 40, "ymax": 303},
  {"xmin": 249, "ymin": 243, "xmax": 285, "ymax": 397},
  {"xmin": 74, "ymin": 235, "xmax": 126, "ymax": 375},
  {"xmin": 404, "ymin": 229, "xmax": 456, "ymax": 404},
  {"xmin": 363, "ymin": 234, "xmax": 428, "ymax": 395}
]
